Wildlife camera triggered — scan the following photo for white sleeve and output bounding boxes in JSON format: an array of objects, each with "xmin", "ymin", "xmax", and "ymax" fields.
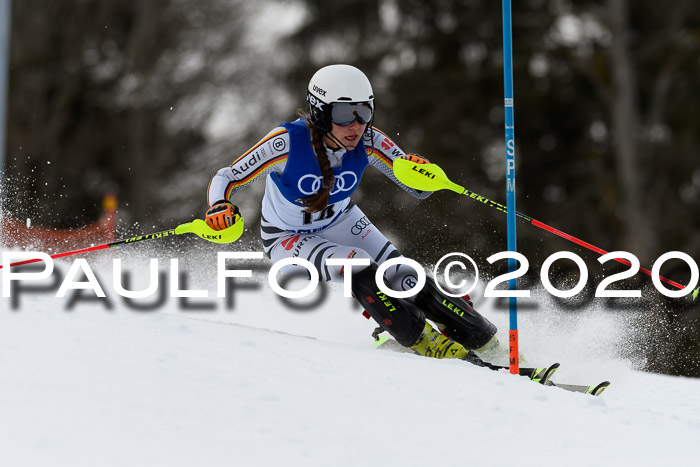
[
  {"xmin": 363, "ymin": 127, "xmax": 432, "ymax": 199},
  {"xmin": 207, "ymin": 127, "xmax": 290, "ymax": 206}
]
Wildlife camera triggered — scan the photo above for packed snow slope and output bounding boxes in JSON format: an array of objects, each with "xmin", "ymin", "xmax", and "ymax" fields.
[{"xmin": 1, "ymin": 249, "xmax": 700, "ymax": 467}]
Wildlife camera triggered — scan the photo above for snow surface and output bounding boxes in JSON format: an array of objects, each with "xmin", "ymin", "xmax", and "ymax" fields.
[{"xmin": 2, "ymin": 246, "xmax": 700, "ymax": 467}]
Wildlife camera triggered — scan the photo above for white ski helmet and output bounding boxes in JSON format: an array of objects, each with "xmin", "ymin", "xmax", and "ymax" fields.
[{"xmin": 306, "ymin": 64, "xmax": 374, "ymax": 133}]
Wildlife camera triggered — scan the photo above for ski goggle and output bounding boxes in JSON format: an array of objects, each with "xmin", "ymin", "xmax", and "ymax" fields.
[{"xmin": 330, "ymin": 102, "xmax": 373, "ymax": 126}]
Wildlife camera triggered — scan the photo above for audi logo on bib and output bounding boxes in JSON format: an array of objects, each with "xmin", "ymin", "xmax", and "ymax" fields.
[{"xmin": 298, "ymin": 171, "xmax": 358, "ymax": 196}]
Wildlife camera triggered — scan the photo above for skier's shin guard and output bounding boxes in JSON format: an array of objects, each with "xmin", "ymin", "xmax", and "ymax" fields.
[
  {"xmin": 413, "ymin": 277, "xmax": 497, "ymax": 350},
  {"xmin": 351, "ymin": 263, "xmax": 425, "ymax": 347}
]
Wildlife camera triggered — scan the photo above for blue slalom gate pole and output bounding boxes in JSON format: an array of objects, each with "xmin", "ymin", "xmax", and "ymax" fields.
[{"xmin": 502, "ymin": 0, "xmax": 519, "ymax": 374}]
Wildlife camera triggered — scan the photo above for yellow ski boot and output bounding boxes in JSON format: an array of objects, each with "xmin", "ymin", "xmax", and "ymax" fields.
[{"xmin": 411, "ymin": 323, "xmax": 470, "ymax": 359}]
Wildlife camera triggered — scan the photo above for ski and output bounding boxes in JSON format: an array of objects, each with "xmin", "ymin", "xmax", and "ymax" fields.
[
  {"xmin": 550, "ymin": 381, "xmax": 611, "ymax": 397},
  {"xmin": 376, "ymin": 336, "xmax": 559, "ymax": 383},
  {"xmin": 524, "ymin": 363, "xmax": 560, "ymax": 385},
  {"xmin": 375, "ymin": 336, "xmax": 609, "ymax": 396}
]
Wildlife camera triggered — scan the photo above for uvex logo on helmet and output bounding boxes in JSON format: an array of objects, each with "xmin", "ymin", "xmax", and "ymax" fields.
[
  {"xmin": 307, "ymin": 94, "xmax": 324, "ymax": 111},
  {"xmin": 312, "ymin": 85, "xmax": 327, "ymax": 96}
]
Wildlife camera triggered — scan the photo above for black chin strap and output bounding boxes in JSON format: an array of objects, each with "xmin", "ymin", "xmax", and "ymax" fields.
[
  {"xmin": 326, "ymin": 130, "xmax": 350, "ymax": 151},
  {"xmin": 325, "ymin": 127, "xmax": 374, "ymax": 153}
]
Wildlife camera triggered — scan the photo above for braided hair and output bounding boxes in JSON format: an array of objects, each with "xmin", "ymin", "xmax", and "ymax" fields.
[{"xmin": 297, "ymin": 112, "xmax": 335, "ymax": 213}]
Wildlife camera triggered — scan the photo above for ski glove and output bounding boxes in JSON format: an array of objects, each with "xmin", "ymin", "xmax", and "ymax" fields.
[
  {"xmin": 205, "ymin": 201, "xmax": 241, "ymax": 231},
  {"xmin": 401, "ymin": 153, "xmax": 429, "ymax": 164}
]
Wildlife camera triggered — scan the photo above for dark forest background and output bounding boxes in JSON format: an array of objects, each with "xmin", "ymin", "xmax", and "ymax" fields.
[{"xmin": 1, "ymin": 0, "xmax": 699, "ymax": 375}]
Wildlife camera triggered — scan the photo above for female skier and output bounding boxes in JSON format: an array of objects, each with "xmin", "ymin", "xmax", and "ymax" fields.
[{"xmin": 205, "ymin": 64, "xmax": 501, "ymax": 363}]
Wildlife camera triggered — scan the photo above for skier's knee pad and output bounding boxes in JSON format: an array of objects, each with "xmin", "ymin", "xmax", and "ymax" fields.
[
  {"xmin": 351, "ymin": 263, "xmax": 425, "ymax": 347},
  {"xmin": 414, "ymin": 278, "xmax": 497, "ymax": 350}
]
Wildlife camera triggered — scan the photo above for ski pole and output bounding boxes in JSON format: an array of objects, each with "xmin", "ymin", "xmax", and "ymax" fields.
[
  {"xmin": 1, "ymin": 218, "xmax": 244, "ymax": 269},
  {"xmin": 393, "ymin": 157, "xmax": 699, "ymax": 299}
]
